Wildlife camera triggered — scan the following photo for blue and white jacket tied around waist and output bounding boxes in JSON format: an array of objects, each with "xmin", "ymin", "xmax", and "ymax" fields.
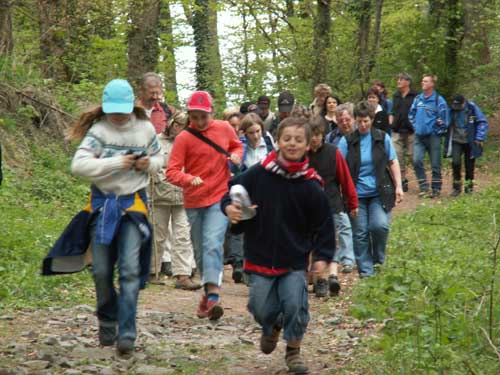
[{"xmin": 42, "ymin": 186, "xmax": 153, "ymax": 289}]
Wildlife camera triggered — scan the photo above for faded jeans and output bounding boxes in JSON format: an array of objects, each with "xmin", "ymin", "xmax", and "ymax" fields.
[
  {"xmin": 333, "ymin": 212, "xmax": 355, "ymax": 266},
  {"xmin": 413, "ymin": 134, "xmax": 442, "ymax": 192},
  {"xmin": 186, "ymin": 202, "xmax": 228, "ymax": 286}
]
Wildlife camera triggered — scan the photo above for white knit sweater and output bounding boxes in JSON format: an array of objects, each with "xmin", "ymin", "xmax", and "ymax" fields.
[{"xmin": 71, "ymin": 114, "xmax": 164, "ymax": 196}]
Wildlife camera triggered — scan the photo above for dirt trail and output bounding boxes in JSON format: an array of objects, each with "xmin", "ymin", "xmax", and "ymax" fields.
[{"xmin": 0, "ymin": 167, "xmax": 496, "ymax": 375}]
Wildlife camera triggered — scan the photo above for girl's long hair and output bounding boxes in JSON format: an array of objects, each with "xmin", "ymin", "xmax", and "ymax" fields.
[{"xmin": 67, "ymin": 106, "xmax": 149, "ymax": 141}]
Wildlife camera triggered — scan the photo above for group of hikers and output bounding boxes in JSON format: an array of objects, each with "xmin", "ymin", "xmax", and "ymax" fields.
[{"xmin": 42, "ymin": 71, "xmax": 489, "ymax": 374}]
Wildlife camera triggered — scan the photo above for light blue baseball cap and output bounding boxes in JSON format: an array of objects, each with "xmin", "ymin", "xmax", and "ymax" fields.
[{"xmin": 102, "ymin": 79, "xmax": 135, "ymax": 114}]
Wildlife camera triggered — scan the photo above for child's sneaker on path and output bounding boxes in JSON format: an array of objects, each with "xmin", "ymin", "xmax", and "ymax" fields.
[
  {"xmin": 98, "ymin": 325, "xmax": 116, "ymax": 346},
  {"xmin": 117, "ymin": 338, "xmax": 134, "ymax": 355},
  {"xmin": 285, "ymin": 347, "xmax": 309, "ymax": 374},
  {"xmin": 328, "ymin": 275, "xmax": 341, "ymax": 296},
  {"xmin": 196, "ymin": 295, "xmax": 209, "ymax": 318},
  {"xmin": 260, "ymin": 325, "xmax": 282, "ymax": 354},
  {"xmin": 206, "ymin": 299, "xmax": 224, "ymax": 321}
]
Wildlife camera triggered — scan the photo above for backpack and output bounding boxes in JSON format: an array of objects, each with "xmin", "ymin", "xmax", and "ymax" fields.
[
  {"xmin": 263, "ymin": 135, "xmax": 274, "ymax": 153},
  {"xmin": 159, "ymin": 102, "xmax": 174, "ymax": 120}
]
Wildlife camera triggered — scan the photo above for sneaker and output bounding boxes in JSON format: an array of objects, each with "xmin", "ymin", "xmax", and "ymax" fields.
[
  {"xmin": 196, "ymin": 295, "xmax": 209, "ymax": 319},
  {"xmin": 98, "ymin": 324, "xmax": 116, "ymax": 346},
  {"xmin": 175, "ymin": 276, "xmax": 202, "ymax": 291},
  {"xmin": 117, "ymin": 338, "xmax": 134, "ymax": 355},
  {"xmin": 161, "ymin": 261, "xmax": 173, "ymax": 277},
  {"xmin": 402, "ymin": 178, "xmax": 409, "ymax": 193},
  {"xmin": 260, "ymin": 325, "xmax": 282, "ymax": 354},
  {"xmin": 286, "ymin": 347, "xmax": 309, "ymax": 374},
  {"xmin": 206, "ymin": 299, "xmax": 224, "ymax": 321},
  {"xmin": 232, "ymin": 263, "xmax": 244, "ymax": 284},
  {"xmin": 341, "ymin": 264, "xmax": 353, "ymax": 274},
  {"xmin": 328, "ymin": 275, "xmax": 341, "ymax": 296},
  {"xmin": 314, "ymin": 278, "xmax": 328, "ymax": 298}
]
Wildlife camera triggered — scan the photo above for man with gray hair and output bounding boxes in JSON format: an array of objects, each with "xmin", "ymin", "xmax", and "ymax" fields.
[{"xmin": 136, "ymin": 72, "xmax": 176, "ymax": 134}]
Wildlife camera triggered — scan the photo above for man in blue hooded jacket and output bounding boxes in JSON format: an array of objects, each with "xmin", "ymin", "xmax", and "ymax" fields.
[
  {"xmin": 409, "ymin": 74, "xmax": 449, "ymax": 198},
  {"xmin": 445, "ymin": 94, "xmax": 488, "ymax": 196}
]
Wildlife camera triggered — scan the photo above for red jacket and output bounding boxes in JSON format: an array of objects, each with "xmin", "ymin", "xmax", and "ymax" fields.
[
  {"xmin": 335, "ymin": 149, "xmax": 358, "ymax": 211},
  {"xmin": 166, "ymin": 120, "xmax": 244, "ymax": 209}
]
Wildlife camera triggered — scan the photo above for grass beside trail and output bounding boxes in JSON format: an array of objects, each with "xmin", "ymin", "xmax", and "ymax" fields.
[
  {"xmin": 343, "ymin": 187, "xmax": 500, "ymax": 375},
  {"xmin": 0, "ymin": 145, "xmax": 94, "ymax": 310}
]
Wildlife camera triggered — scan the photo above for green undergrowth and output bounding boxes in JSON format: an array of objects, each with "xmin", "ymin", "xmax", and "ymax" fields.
[
  {"xmin": 344, "ymin": 187, "xmax": 500, "ymax": 375},
  {"xmin": 0, "ymin": 144, "xmax": 93, "ymax": 311}
]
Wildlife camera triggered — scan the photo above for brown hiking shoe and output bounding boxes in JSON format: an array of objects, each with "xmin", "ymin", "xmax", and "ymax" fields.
[
  {"xmin": 175, "ymin": 276, "xmax": 202, "ymax": 291},
  {"xmin": 286, "ymin": 347, "xmax": 309, "ymax": 374},
  {"xmin": 260, "ymin": 325, "xmax": 282, "ymax": 354}
]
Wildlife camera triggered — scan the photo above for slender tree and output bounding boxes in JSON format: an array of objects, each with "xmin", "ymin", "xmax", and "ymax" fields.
[
  {"xmin": 159, "ymin": 0, "xmax": 179, "ymax": 105},
  {"xmin": 0, "ymin": 0, "xmax": 13, "ymax": 55},
  {"xmin": 441, "ymin": 0, "xmax": 464, "ymax": 98},
  {"xmin": 312, "ymin": 0, "xmax": 332, "ymax": 88}
]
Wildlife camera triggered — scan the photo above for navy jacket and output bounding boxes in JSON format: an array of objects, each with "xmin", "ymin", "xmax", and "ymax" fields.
[{"xmin": 220, "ymin": 164, "xmax": 335, "ymax": 273}]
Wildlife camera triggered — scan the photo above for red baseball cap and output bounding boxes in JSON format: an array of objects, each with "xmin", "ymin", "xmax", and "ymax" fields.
[{"xmin": 187, "ymin": 91, "xmax": 213, "ymax": 113}]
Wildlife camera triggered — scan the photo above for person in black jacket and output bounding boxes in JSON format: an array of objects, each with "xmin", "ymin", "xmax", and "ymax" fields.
[
  {"xmin": 391, "ymin": 73, "xmax": 417, "ymax": 192},
  {"xmin": 221, "ymin": 117, "xmax": 334, "ymax": 375},
  {"xmin": 366, "ymin": 87, "xmax": 391, "ymax": 134}
]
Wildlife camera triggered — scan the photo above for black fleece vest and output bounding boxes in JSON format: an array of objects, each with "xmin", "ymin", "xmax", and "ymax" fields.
[
  {"xmin": 345, "ymin": 128, "xmax": 395, "ymax": 212},
  {"xmin": 309, "ymin": 143, "xmax": 344, "ymax": 213}
]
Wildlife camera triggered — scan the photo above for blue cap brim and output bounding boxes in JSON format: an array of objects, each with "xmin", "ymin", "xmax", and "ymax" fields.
[{"xmin": 102, "ymin": 102, "xmax": 134, "ymax": 114}]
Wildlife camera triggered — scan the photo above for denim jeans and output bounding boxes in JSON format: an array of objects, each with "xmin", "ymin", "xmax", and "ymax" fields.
[
  {"xmin": 90, "ymin": 216, "xmax": 142, "ymax": 341},
  {"xmin": 333, "ymin": 212, "xmax": 354, "ymax": 266},
  {"xmin": 413, "ymin": 134, "xmax": 442, "ymax": 192},
  {"xmin": 351, "ymin": 197, "xmax": 391, "ymax": 277},
  {"xmin": 186, "ymin": 202, "xmax": 228, "ymax": 286},
  {"xmin": 248, "ymin": 271, "xmax": 310, "ymax": 342},
  {"xmin": 224, "ymin": 229, "xmax": 244, "ymax": 266}
]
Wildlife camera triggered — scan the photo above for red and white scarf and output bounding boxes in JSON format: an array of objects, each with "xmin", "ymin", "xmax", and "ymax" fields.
[{"xmin": 261, "ymin": 150, "xmax": 324, "ymax": 187}]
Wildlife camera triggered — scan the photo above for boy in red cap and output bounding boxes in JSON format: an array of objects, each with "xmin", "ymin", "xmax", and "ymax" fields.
[{"xmin": 166, "ymin": 91, "xmax": 243, "ymax": 320}]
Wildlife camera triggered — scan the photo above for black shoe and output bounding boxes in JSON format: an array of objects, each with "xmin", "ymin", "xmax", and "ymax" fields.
[
  {"xmin": 402, "ymin": 178, "xmax": 409, "ymax": 193},
  {"xmin": 232, "ymin": 263, "xmax": 244, "ymax": 284},
  {"xmin": 98, "ymin": 325, "xmax": 116, "ymax": 346},
  {"xmin": 117, "ymin": 338, "xmax": 135, "ymax": 355},
  {"xmin": 328, "ymin": 275, "xmax": 341, "ymax": 296},
  {"xmin": 430, "ymin": 190, "xmax": 441, "ymax": 199},
  {"xmin": 451, "ymin": 189, "xmax": 461, "ymax": 197},
  {"xmin": 314, "ymin": 278, "xmax": 328, "ymax": 298},
  {"xmin": 286, "ymin": 347, "xmax": 309, "ymax": 374},
  {"xmin": 161, "ymin": 262, "xmax": 172, "ymax": 277}
]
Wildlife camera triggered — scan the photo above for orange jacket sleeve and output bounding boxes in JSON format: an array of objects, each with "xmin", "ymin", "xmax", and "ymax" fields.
[{"xmin": 165, "ymin": 136, "xmax": 195, "ymax": 188}]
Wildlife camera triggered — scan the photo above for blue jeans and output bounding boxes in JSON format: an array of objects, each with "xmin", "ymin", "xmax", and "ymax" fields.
[
  {"xmin": 90, "ymin": 216, "xmax": 142, "ymax": 341},
  {"xmin": 351, "ymin": 197, "xmax": 391, "ymax": 277},
  {"xmin": 333, "ymin": 212, "xmax": 355, "ymax": 266},
  {"xmin": 186, "ymin": 202, "xmax": 228, "ymax": 286},
  {"xmin": 248, "ymin": 271, "xmax": 310, "ymax": 342},
  {"xmin": 413, "ymin": 134, "xmax": 442, "ymax": 192},
  {"xmin": 224, "ymin": 229, "xmax": 244, "ymax": 266}
]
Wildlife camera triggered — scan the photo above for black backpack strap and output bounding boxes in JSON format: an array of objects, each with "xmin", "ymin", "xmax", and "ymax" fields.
[
  {"xmin": 184, "ymin": 127, "xmax": 231, "ymax": 157},
  {"xmin": 263, "ymin": 135, "xmax": 274, "ymax": 152},
  {"xmin": 159, "ymin": 102, "xmax": 173, "ymax": 120}
]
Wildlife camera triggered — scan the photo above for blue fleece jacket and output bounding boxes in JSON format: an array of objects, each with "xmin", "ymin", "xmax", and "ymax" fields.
[{"xmin": 409, "ymin": 91, "xmax": 449, "ymax": 136}]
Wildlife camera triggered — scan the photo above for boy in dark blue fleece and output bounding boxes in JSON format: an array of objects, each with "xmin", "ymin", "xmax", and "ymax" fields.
[{"xmin": 221, "ymin": 117, "xmax": 335, "ymax": 374}]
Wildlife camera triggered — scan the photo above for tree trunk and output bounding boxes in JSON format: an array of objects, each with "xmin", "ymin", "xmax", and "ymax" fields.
[
  {"xmin": 37, "ymin": 0, "xmax": 70, "ymax": 81},
  {"xmin": 312, "ymin": 0, "xmax": 332, "ymax": 88},
  {"xmin": 368, "ymin": 0, "xmax": 383, "ymax": 73},
  {"xmin": 441, "ymin": 0, "xmax": 464, "ymax": 99},
  {"xmin": 356, "ymin": 0, "xmax": 372, "ymax": 91},
  {"xmin": 159, "ymin": 0, "xmax": 178, "ymax": 105},
  {"xmin": 191, "ymin": 0, "xmax": 225, "ymax": 110},
  {"xmin": 0, "ymin": 0, "xmax": 13, "ymax": 55},
  {"xmin": 127, "ymin": 0, "xmax": 162, "ymax": 85}
]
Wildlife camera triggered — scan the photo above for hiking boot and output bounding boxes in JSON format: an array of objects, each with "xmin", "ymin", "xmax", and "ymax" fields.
[
  {"xmin": 161, "ymin": 261, "xmax": 173, "ymax": 277},
  {"xmin": 286, "ymin": 347, "xmax": 309, "ymax": 374},
  {"xmin": 464, "ymin": 181, "xmax": 473, "ymax": 194},
  {"xmin": 260, "ymin": 325, "xmax": 282, "ymax": 354},
  {"xmin": 418, "ymin": 190, "xmax": 430, "ymax": 198},
  {"xmin": 98, "ymin": 324, "xmax": 116, "ymax": 346},
  {"xmin": 451, "ymin": 189, "xmax": 461, "ymax": 197},
  {"xmin": 402, "ymin": 178, "xmax": 409, "ymax": 193},
  {"xmin": 196, "ymin": 295, "xmax": 209, "ymax": 319},
  {"xmin": 117, "ymin": 338, "xmax": 134, "ymax": 355},
  {"xmin": 207, "ymin": 299, "xmax": 224, "ymax": 321},
  {"xmin": 341, "ymin": 264, "xmax": 353, "ymax": 274},
  {"xmin": 232, "ymin": 263, "xmax": 244, "ymax": 284},
  {"xmin": 430, "ymin": 190, "xmax": 441, "ymax": 199},
  {"xmin": 328, "ymin": 275, "xmax": 341, "ymax": 296},
  {"xmin": 175, "ymin": 276, "xmax": 202, "ymax": 291},
  {"xmin": 314, "ymin": 278, "xmax": 328, "ymax": 298}
]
